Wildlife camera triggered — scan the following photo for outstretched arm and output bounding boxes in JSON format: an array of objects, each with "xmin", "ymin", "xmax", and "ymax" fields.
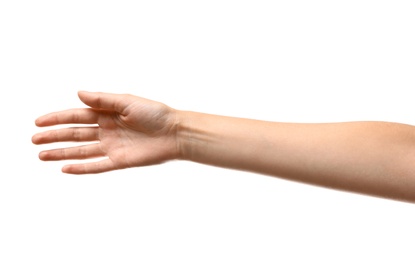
[{"xmin": 32, "ymin": 91, "xmax": 415, "ymax": 203}]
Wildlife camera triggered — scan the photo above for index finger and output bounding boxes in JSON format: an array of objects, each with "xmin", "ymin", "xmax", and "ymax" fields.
[{"xmin": 35, "ymin": 108, "xmax": 99, "ymax": 127}]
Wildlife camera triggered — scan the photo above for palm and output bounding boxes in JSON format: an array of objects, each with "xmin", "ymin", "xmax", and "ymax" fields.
[{"xmin": 96, "ymin": 101, "xmax": 178, "ymax": 169}]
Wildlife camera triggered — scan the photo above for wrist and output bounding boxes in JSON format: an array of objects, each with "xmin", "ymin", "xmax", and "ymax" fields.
[
  {"xmin": 174, "ymin": 110, "xmax": 233, "ymax": 165},
  {"xmin": 174, "ymin": 110, "xmax": 198, "ymax": 161}
]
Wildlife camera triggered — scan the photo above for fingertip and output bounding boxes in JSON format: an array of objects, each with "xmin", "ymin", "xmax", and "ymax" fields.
[
  {"xmin": 34, "ymin": 117, "xmax": 42, "ymax": 126},
  {"xmin": 32, "ymin": 134, "xmax": 39, "ymax": 144},
  {"xmin": 62, "ymin": 165, "xmax": 72, "ymax": 173},
  {"xmin": 78, "ymin": 90, "xmax": 90, "ymax": 96},
  {"xmin": 62, "ymin": 164, "xmax": 88, "ymax": 174},
  {"xmin": 38, "ymin": 151, "xmax": 48, "ymax": 161},
  {"xmin": 35, "ymin": 116, "xmax": 50, "ymax": 127},
  {"xmin": 78, "ymin": 90, "xmax": 90, "ymax": 100},
  {"xmin": 78, "ymin": 90, "xmax": 97, "ymax": 107}
]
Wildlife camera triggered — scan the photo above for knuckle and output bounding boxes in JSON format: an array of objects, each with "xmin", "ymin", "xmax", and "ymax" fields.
[
  {"xmin": 52, "ymin": 129, "xmax": 60, "ymax": 141},
  {"xmin": 73, "ymin": 128, "xmax": 82, "ymax": 140},
  {"xmin": 72, "ymin": 111, "xmax": 80, "ymax": 123},
  {"xmin": 78, "ymin": 147, "xmax": 87, "ymax": 158},
  {"xmin": 60, "ymin": 148, "xmax": 67, "ymax": 159}
]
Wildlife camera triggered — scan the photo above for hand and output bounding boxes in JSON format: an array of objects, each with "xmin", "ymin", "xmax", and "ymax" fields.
[{"xmin": 32, "ymin": 91, "xmax": 181, "ymax": 174}]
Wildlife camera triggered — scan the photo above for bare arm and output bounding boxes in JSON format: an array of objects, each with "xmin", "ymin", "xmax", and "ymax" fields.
[
  {"xmin": 32, "ymin": 91, "xmax": 415, "ymax": 203},
  {"xmin": 177, "ymin": 111, "xmax": 415, "ymax": 202}
]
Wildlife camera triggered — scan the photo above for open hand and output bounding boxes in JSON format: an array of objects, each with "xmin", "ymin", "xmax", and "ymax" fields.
[{"xmin": 32, "ymin": 91, "xmax": 181, "ymax": 174}]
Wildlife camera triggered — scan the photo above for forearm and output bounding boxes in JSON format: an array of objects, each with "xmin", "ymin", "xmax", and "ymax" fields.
[{"xmin": 177, "ymin": 111, "xmax": 415, "ymax": 203}]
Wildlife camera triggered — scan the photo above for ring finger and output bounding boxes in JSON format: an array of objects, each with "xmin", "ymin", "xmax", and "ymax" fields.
[{"xmin": 39, "ymin": 143, "xmax": 105, "ymax": 161}]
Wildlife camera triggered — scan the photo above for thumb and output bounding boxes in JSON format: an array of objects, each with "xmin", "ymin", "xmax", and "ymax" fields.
[{"xmin": 78, "ymin": 91, "xmax": 135, "ymax": 114}]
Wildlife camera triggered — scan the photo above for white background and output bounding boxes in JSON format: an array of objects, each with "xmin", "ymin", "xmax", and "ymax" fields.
[{"xmin": 1, "ymin": 0, "xmax": 415, "ymax": 259}]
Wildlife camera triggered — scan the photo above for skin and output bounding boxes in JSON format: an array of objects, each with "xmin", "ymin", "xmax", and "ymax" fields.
[{"xmin": 32, "ymin": 91, "xmax": 415, "ymax": 203}]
